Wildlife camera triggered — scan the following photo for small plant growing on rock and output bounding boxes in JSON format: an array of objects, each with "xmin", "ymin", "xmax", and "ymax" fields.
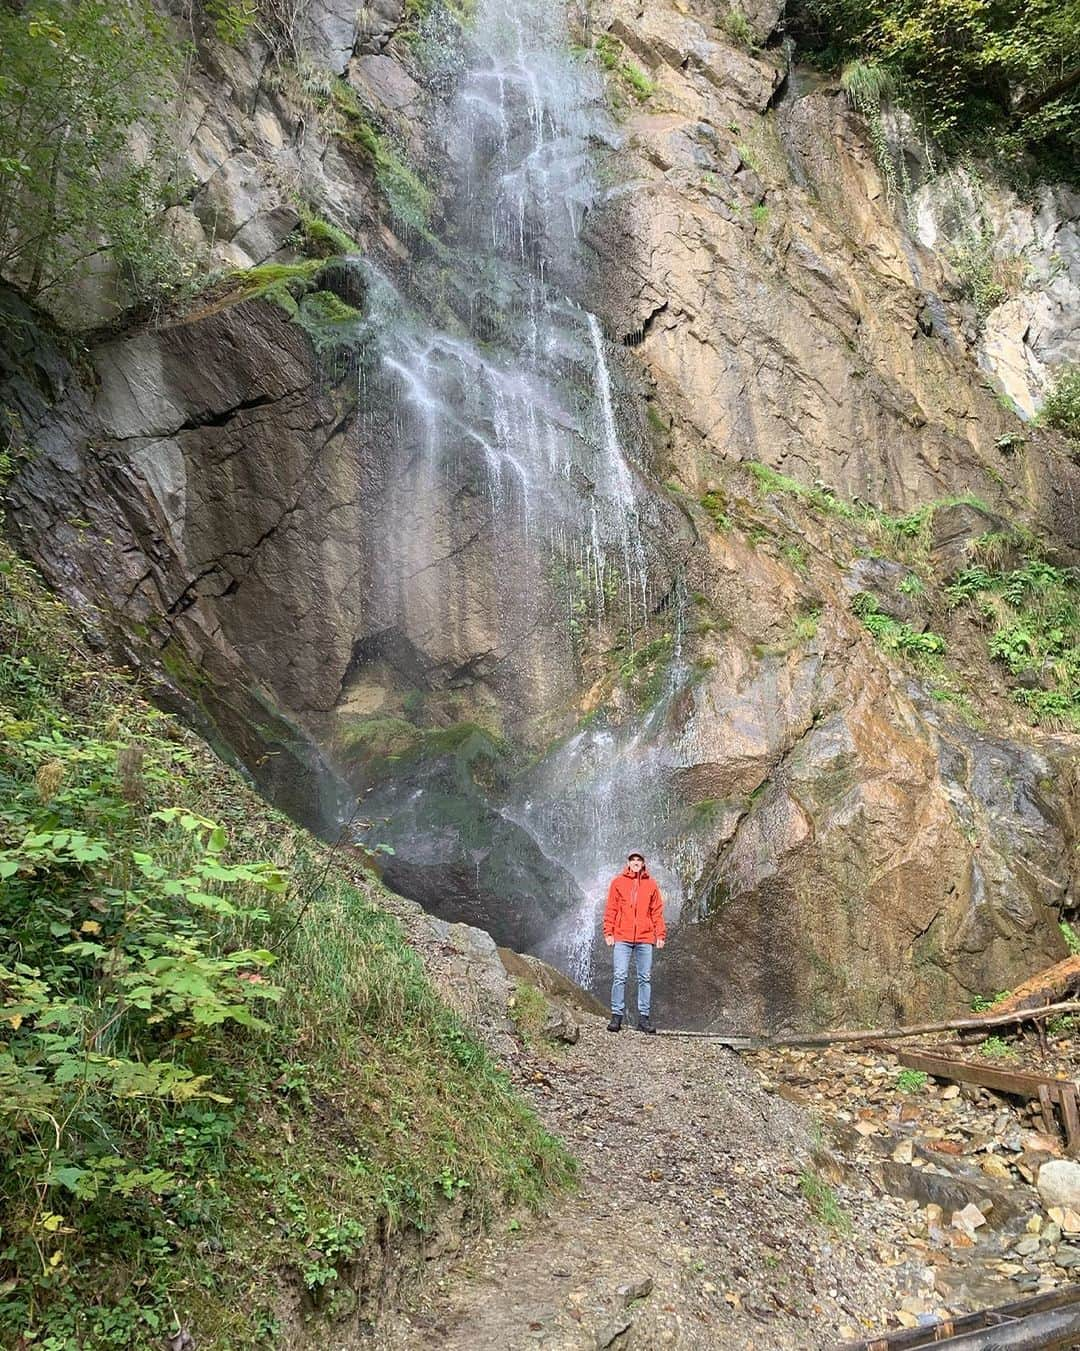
[
  {"xmin": 509, "ymin": 979, "xmax": 550, "ymax": 1045},
  {"xmin": 722, "ymin": 6, "xmax": 757, "ymax": 49},
  {"xmin": 896, "ymin": 1069, "xmax": 929, "ymax": 1093},
  {"xmin": 1061, "ymin": 920, "xmax": 1080, "ymax": 956},
  {"xmin": 970, "ymin": 990, "xmax": 1011, "ymax": 1012},
  {"xmin": 850, "ymin": 593, "xmax": 946, "ymax": 659},
  {"xmin": 205, "ymin": 0, "xmax": 257, "ymax": 44},
  {"xmin": 700, "ymin": 489, "xmax": 731, "ymax": 530},
  {"xmin": 798, "ymin": 1168, "xmax": 851, "ymax": 1233},
  {"xmin": 948, "ymin": 222, "xmax": 1027, "ymax": 322},
  {"xmin": 980, "ymin": 1035, "xmax": 1017, "ymax": 1060}
]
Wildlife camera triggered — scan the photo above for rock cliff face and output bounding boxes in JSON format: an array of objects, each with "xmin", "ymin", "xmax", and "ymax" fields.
[{"xmin": 5, "ymin": 0, "xmax": 1078, "ymax": 1029}]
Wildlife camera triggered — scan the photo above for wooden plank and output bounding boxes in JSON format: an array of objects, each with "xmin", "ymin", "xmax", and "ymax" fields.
[
  {"xmin": 1060, "ymin": 1083, "xmax": 1080, "ymax": 1157},
  {"xmin": 895, "ymin": 1048, "xmax": 1075, "ymax": 1103},
  {"xmin": 1038, "ymin": 1083, "xmax": 1061, "ymax": 1140},
  {"xmin": 832, "ymin": 1288, "xmax": 1080, "ymax": 1351}
]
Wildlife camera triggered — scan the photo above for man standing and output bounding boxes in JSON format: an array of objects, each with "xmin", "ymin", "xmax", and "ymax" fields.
[{"xmin": 603, "ymin": 851, "xmax": 666, "ymax": 1034}]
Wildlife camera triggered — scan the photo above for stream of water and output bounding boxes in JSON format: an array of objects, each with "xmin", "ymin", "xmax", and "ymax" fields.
[{"xmin": 350, "ymin": 0, "xmax": 696, "ymax": 982}]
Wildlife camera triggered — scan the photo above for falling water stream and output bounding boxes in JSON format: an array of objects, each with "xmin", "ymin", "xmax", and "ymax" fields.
[{"xmin": 351, "ymin": 0, "xmax": 696, "ymax": 985}]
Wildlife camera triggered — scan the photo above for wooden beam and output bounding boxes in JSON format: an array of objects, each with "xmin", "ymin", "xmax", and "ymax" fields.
[
  {"xmin": 833, "ymin": 1288, "xmax": 1080, "ymax": 1351},
  {"xmin": 894, "ymin": 1048, "xmax": 1077, "ymax": 1105},
  {"xmin": 1038, "ymin": 1083, "xmax": 1060, "ymax": 1139},
  {"xmin": 1060, "ymin": 1084, "xmax": 1080, "ymax": 1158}
]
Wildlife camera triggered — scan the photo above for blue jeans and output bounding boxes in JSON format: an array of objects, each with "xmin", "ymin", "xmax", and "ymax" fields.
[{"xmin": 611, "ymin": 941, "xmax": 653, "ymax": 1017}]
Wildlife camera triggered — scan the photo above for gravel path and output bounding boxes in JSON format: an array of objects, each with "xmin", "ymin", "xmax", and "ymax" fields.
[{"xmin": 381, "ymin": 1017, "xmax": 905, "ymax": 1349}]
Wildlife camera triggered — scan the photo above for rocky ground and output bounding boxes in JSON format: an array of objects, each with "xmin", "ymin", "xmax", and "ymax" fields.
[{"xmin": 372, "ymin": 914, "xmax": 1080, "ymax": 1350}]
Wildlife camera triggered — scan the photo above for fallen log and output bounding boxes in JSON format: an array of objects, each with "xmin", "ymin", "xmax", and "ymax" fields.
[
  {"xmin": 656, "ymin": 1000, "xmax": 1080, "ymax": 1048},
  {"xmin": 832, "ymin": 1286, "xmax": 1080, "ymax": 1351},
  {"xmin": 981, "ymin": 956, "xmax": 1080, "ymax": 1016}
]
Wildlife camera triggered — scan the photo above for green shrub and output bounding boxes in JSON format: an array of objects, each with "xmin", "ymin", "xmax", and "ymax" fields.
[
  {"xmin": 793, "ymin": 0, "xmax": 1080, "ymax": 174},
  {"xmin": 0, "ymin": 548, "xmax": 572, "ymax": 1345},
  {"xmin": 851, "ymin": 593, "xmax": 946, "ymax": 658},
  {"xmin": 1060, "ymin": 920, "xmax": 1080, "ymax": 955},
  {"xmin": 948, "ymin": 225, "xmax": 1025, "ymax": 320},
  {"xmin": 896, "ymin": 1068, "xmax": 928, "ymax": 1093},
  {"xmin": 1040, "ymin": 365, "xmax": 1080, "ymax": 442},
  {"xmin": 205, "ymin": 0, "xmax": 257, "ymax": 43},
  {"xmin": 722, "ymin": 6, "xmax": 757, "ymax": 48},
  {"xmin": 980, "ymin": 1035, "xmax": 1016, "ymax": 1060},
  {"xmin": 946, "ymin": 557, "xmax": 1079, "ymax": 729},
  {"xmin": 0, "ymin": 0, "xmax": 182, "ymax": 308},
  {"xmin": 595, "ymin": 34, "xmax": 621, "ymax": 71}
]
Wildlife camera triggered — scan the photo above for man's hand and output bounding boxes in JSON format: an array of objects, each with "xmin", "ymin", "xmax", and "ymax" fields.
[
  {"xmin": 656, "ymin": 939, "xmax": 665, "ymax": 949},
  {"xmin": 605, "ymin": 935, "xmax": 614, "ymax": 947}
]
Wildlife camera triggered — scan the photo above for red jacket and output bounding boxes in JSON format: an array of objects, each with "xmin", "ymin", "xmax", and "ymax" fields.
[{"xmin": 603, "ymin": 868, "xmax": 666, "ymax": 943}]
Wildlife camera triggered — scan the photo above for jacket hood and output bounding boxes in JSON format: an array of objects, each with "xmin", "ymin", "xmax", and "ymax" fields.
[{"xmin": 623, "ymin": 865, "xmax": 650, "ymax": 879}]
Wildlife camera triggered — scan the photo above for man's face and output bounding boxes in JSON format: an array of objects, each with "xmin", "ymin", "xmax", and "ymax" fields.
[{"xmin": 628, "ymin": 856, "xmax": 644, "ymax": 874}]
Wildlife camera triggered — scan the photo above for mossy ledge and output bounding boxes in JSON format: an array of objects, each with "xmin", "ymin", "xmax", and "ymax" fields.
[{"xmin": 0, "ymin": 545, "xmax": 573, "ymax": 1347}]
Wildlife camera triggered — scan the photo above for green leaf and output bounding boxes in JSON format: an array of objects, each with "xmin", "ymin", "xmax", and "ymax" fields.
[{"xmin": 47, "ymin": 1165, "xmax": 88, "ymax": 1192}]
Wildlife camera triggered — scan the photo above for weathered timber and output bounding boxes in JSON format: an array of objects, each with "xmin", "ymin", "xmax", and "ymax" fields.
[
  {"xmin": 1038, "ymin": 1083, "xmax": 1060, "ymax": 1140},
  {"xmin": 893, "ymin": 1048, "xmax": 1076, "ymax": 1103},
  {"xmin": 1060, "ymin": 1082, "xmax": 1080, "ymax": 1156},
  {"xmin": 982, "ymin": 956, "xmax": 1080, "ymax": 1016},
  {"xmin": 657, "ymin": 1000, "xmax": 1080, "ymax": 1048},
  {"xmin": 893, "ymin": 1048, "xmax": 1080, "ymax": 1153},
  {"xmin": 833, "ymin": 1287, "xmax": 1080, "ymax": 1350}
]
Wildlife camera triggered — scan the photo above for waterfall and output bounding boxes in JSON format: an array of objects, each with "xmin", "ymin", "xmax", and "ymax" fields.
[{"xmin": 349, "ymin": 0, "xmax": 696, "ymax": 987}]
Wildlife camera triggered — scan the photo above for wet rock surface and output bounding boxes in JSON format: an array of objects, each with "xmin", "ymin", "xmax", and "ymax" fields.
[{"xmin": 3, "ymin": 0, "xmax": 1078, "ymax": 1027}]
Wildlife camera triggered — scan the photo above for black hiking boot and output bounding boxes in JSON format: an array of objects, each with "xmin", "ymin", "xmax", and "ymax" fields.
[
  {"xmin": 607, "ymin": 1013, "xmax": 623, "ymax": 1032},
  {"xmin": 638, "ymin": 1015, "xmax": 656, "ymax": 1035}
]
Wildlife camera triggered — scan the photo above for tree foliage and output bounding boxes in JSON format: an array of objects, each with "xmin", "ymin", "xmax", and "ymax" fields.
[
  {"xmin": 0, "ymin": 0, "xmax": 180, "ymax": 306},
  {"xmin": 793, "ymin": 0, "xmax": 1080, "ymax": 174}
]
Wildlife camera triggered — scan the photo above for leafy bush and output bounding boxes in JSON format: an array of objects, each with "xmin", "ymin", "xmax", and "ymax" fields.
[
  {"xmin": 205, "ymin": 0, "xmax": 258, "ymax": 43},
  {"xmin": 1060, "ymin": 920, "xmax": 1080, "ymax": 955},
  {"xmin": 948, "ymin": 224, "xmax": 1026, "ymax": 320},
  {"xmin": 0, "ymin": 549, "xmax": 572, "ymax": 1345},
  {"xmin": 792, "ymin": 0, "xmax": 1080, "ymax": 174},
  {"xmin": 722, "ymin": 6, "xmax": 758, "ymax": 48},
  {"xmin": 1040, "ymin": 365, "xmax": 1080, "ymax": 442},
  {"xmin": 896, "ymin": 1068, "xmax": 928, "ymax": 1093},
  {"xmin": 946, "ymin": 557, "xmax": 1079, "ymax": 728},
  {"xmin": 851, "ymin": 592, "xmax": 946, "ymax": 657},
  {"xmin": 0, "ymin": 0, "xmax": 182, "ymax": 307}
]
